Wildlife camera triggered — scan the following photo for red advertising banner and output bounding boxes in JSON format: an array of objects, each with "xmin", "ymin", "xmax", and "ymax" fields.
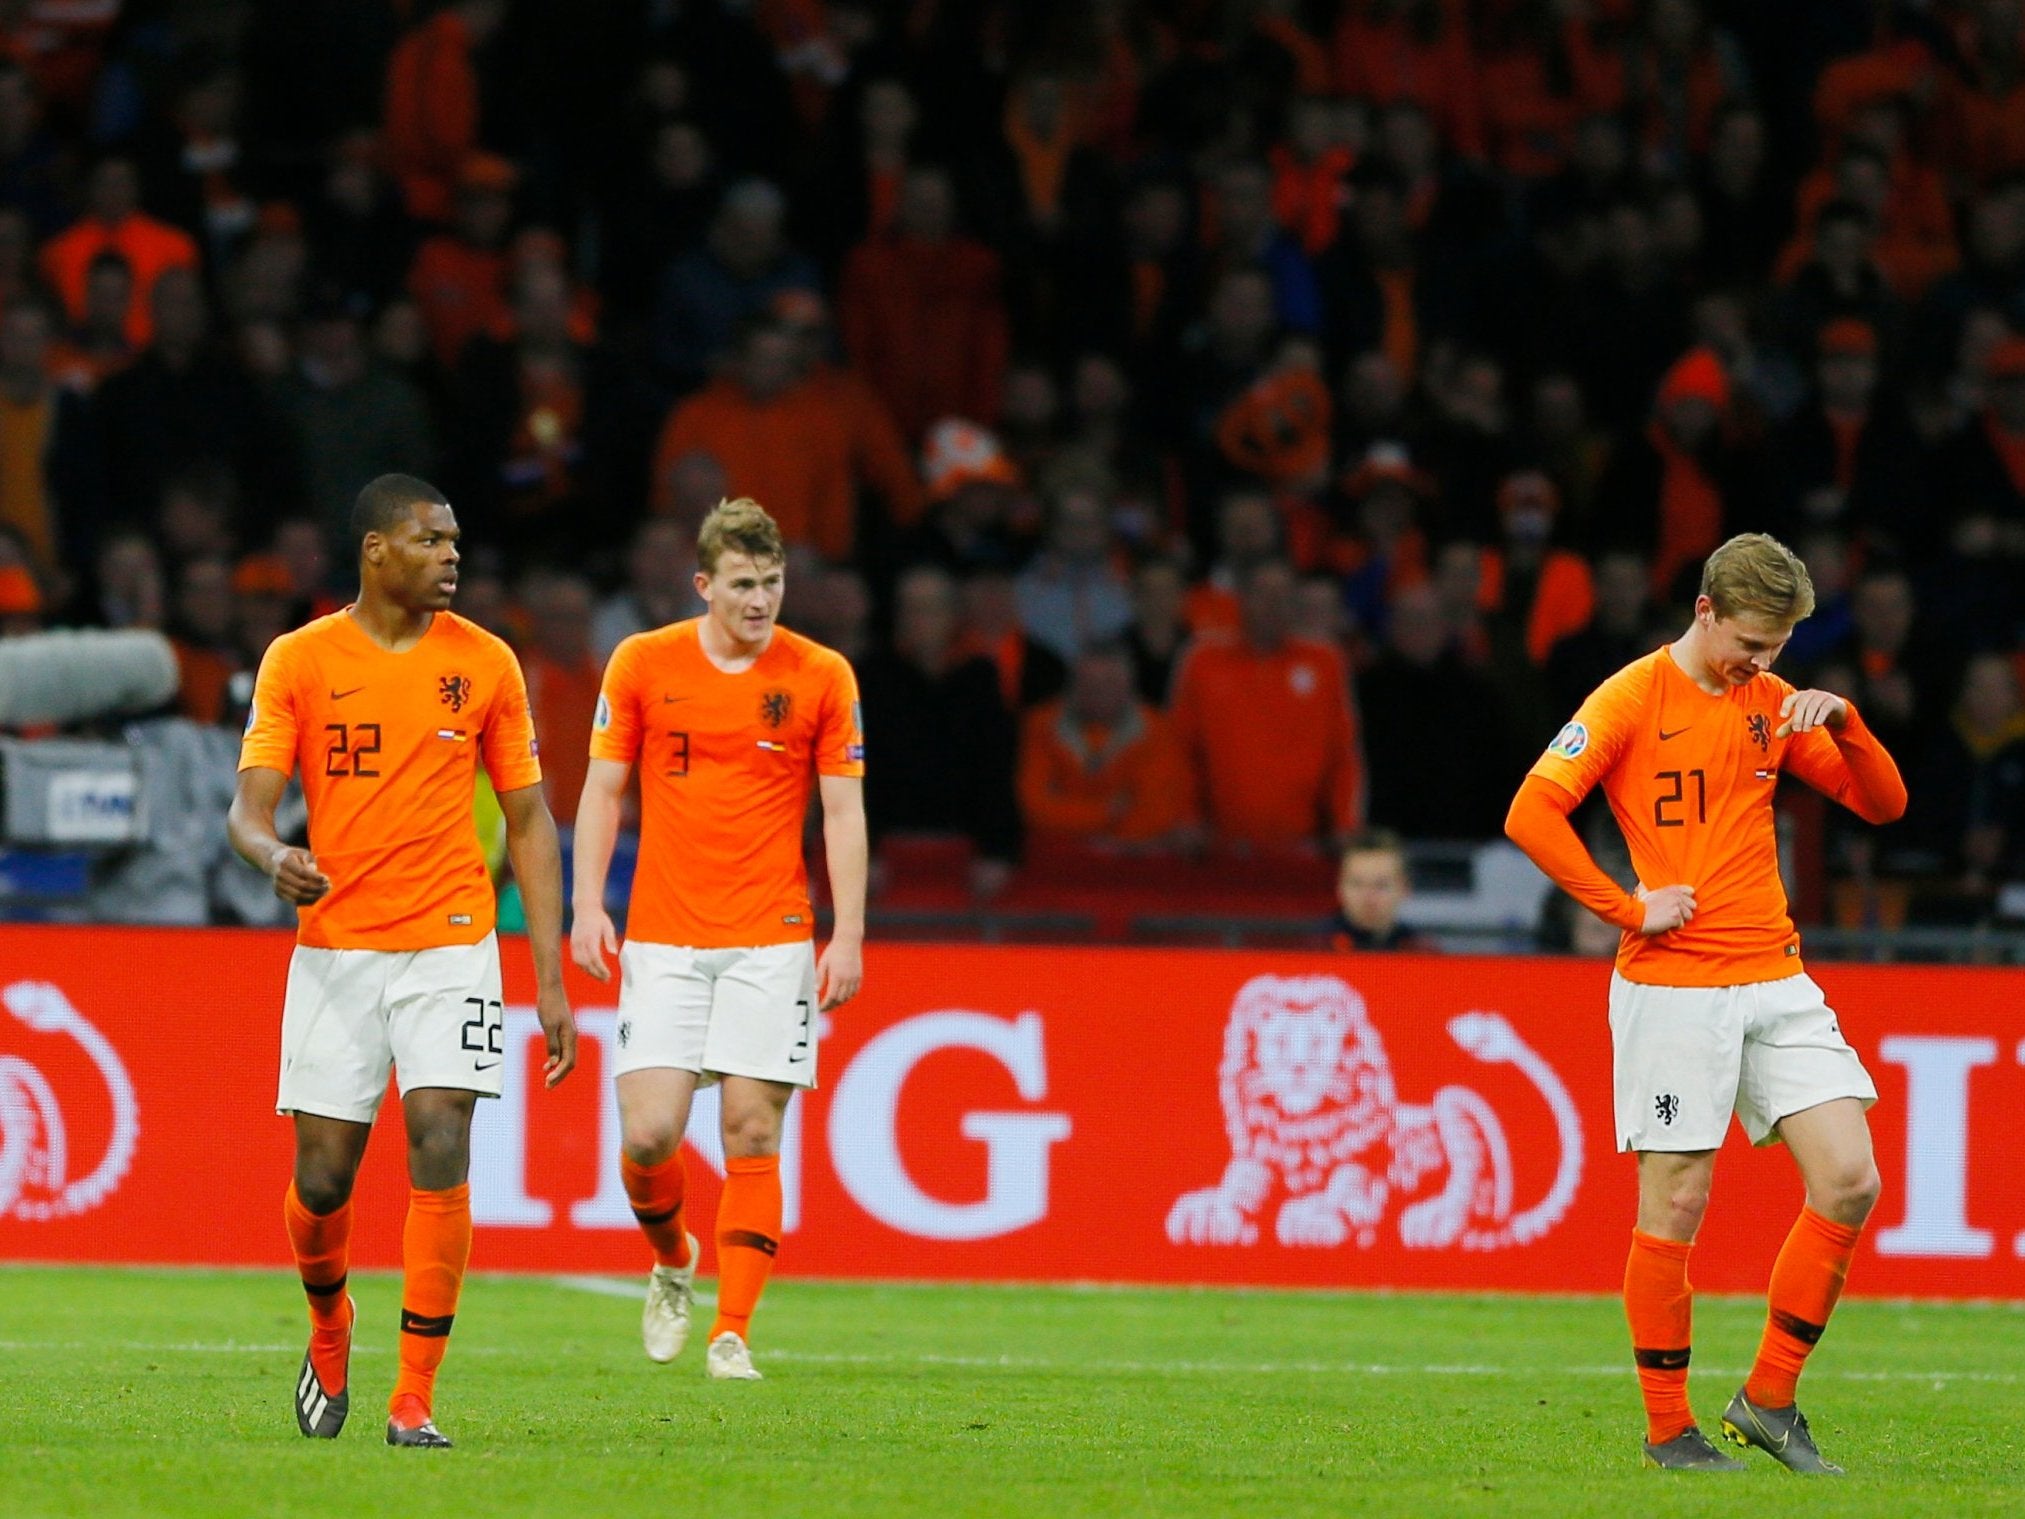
[{"xmin": 1, "ymin": 926, "xmax": 2019, "ymax": 1297}]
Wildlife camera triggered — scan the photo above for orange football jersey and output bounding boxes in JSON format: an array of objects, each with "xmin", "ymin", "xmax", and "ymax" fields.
[
  {"xmin": 590, "ymin": 619, "xmax": 864, "ymax": 948},
  {"xmin": 240, "ymin": 609, "xmax": 541, "ymax": 950},
  {"xmin": 1530, "ymin": 647, "xmax": 1903, "ymax": 987}
]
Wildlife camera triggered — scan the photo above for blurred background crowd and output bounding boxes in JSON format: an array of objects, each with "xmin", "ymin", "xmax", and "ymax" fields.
[{"xmin": 1, "ymin": 0, "xmax": 2023, "ymax": 943}]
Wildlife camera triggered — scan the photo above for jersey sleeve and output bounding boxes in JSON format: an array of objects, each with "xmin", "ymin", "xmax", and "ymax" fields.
[
  {"xmin": 1527, "ymin": 661, "xmax": 1646, "ymax": 803},
  {"xmin": 1782, "ymin": 700, "xmax": 1909, "ymax": 824},
  {"xmin": 238, "ymin": 636, "xmax": 302, "ymax": 776},
  {"xmin": 481, "ymin": 643, "xmax": 543, "ymax": 793},
  {"xmin": 813, "ymin": 652, "xmax": 866, "ymax": 778},
  {"xmin": 588, "ymin": 636, "xmax": 644, "ymax": 765}
]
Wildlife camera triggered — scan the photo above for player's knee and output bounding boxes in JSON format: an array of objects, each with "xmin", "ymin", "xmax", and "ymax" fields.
[
  {"xmin": 1821, "ymin": 1161, "xmax": 1882, "ymax": 1224},
  {"xmin": 620, "ymin": 1118, "xmax": 682, "ymax": 1165},
  {"xmin": 406, "ymin": 1123, "xmax": 470, "ymax": 1188},
  {"xmin": 720, "ymin": 1109, "xmax": 782, "ymax": 1159},
  {"xmin": 293, "ymin": 1168, "xmax": 354, "ymax": 1216},
  {"xmin": 1661, "ymin": 1182, "xmax": 1711, "ymax": 1237}
]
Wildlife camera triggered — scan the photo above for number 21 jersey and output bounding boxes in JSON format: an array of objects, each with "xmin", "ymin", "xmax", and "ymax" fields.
[{"xmin": 1529, "ymin": 646, "xmax": 1886, "ymax": 987}]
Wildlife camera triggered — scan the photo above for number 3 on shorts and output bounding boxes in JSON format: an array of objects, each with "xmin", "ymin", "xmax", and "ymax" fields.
[
  {"xmin": 789, "ymin": 998, "xmax": 812, "ymax": 1064},
  {"xmin": 461, "ymin": 995, "xmax": 504, "ymax": 1056}
]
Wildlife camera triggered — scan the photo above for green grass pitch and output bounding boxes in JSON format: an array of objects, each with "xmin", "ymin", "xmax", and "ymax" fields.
[{"xmin": 0, "ymin": 1266, "xmax": 2019, "ymax": 1518}]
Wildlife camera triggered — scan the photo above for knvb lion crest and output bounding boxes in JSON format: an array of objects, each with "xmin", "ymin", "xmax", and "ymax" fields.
[
  {"xmin": 1747, "ymin": 712, "xmax": 1772, "ymax": 752},
  {"xmin": 760, "ymin": 690, "xmax": 793, "ymax": 729},
  {"xmin": 0, "ymin": 981, "xmax": 140, "ymax": 1222},
  {"xmin": 439, "ymin": 673, "xmax": 472, "ymax": 713},
  {"xmin": 1166, "ymin": 975, "xmax": 1583, "ymax": 1252}
]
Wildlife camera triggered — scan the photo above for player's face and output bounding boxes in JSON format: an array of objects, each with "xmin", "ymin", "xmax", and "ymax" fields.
[
  {"xmin": 1699, "ymin": 601, "xmax": 1793, "ymax": 686},
  {"xmin": 371, "ymin": 502, "xmax": 461, "ymax": 611},
  {"xmin": 699, "ymin": 551, "xmax": 785, "ymax": 649},
  {"xmin": 1338, "ymin": 851, "xmax": 1407, "ymax": 932}
]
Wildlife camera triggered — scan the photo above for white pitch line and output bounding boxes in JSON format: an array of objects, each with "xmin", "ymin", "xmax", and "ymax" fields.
[
  {"xmin": 550, "ymin": 1274, "xmax": 715, "ymax": 1305},
  {"xmin": 0, "ymin": 1339, "xmax": 2008, "ymax": 1384}
]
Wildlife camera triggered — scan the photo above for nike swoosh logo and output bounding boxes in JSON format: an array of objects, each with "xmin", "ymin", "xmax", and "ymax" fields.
[
  {"xmin": 663, "ymin": 694, "xmax": 689, "ymax": 704},
  {"xmin": 331, "ymin": 686, "xmax": 365, "ymax": 700},
  {"xmin": 473, "ymin": 1060, "xmax": 501, "ymax": 1071},
  {"xmin": 1659, "ymin": 727, "xmax": 1690, "ymax": 741}
]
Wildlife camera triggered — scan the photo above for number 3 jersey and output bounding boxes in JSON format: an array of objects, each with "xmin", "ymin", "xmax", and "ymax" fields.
[
  {"xmin": 239, "ymin": 609, "xmax": 541, "ymax": 949},
  {"xmin": 590, "ymin": 619, "xmax": 864, "ymax": 950},
  {"xmin": 1529, "ymin": 646, "xmax": 1902, "ymax": 987}
]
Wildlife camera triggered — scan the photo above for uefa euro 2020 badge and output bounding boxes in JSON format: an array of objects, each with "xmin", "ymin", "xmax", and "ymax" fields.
[{"xmin": 1547, "ymin": 721, "xmax": 1588, "ymax": 760}]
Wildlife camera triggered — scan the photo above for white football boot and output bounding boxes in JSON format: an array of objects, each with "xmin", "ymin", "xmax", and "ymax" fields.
[
  {"xmin": 641, "ymin": 1233, "xmax": 700, "ymax": 1363},
  {"xmin": 705, "ymin": 1330, "xmax": 762, "ymax": 1381}
]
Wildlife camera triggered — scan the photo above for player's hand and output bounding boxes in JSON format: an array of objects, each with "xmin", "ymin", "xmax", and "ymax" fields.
[
  {"xmin": 1776, "ymin": 689, "xmax": 1849, "ymax": 739},
  {"xmin": 266, "ymin": 845, "xmax": 330, "ymax": 906},
  {"xmin": 1636, "ymin": 883, "xmax": 1697, "ymax": 935},
  {"xmin": 816, "ymin": 935, "xmax": 863, "ymax": 1012},
  {"xmin": 570, "ymin": 905, "xmax": 618, "ymax": 982},
  {"xmin": 535, "ymin": 984, "xmax": 577, "ymax": 1088}
]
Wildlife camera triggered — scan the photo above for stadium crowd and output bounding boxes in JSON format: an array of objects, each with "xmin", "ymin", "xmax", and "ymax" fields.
[{"xmin": 0, "ymin": 0, "xmax": 2023, "ymax": 930}]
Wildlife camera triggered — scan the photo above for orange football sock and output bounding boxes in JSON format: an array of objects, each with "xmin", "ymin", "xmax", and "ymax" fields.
[
  {"xmin": 390, "ymin": 1183, "xmax": 471, "ymax": 1421},
  {"xmin": 1746, "ymin": 1207, "xmax": 1861, "ymax": 1409},
  {"xmin": 621, "ymin": 1152, "xmax": 693, "ymax": 1268},
  {"xmin": 284, "ymin": 1183, "xmax": 353, "ymax": 1391},
  {"xmin": 709, "ymin": 1154, "xmax": 781, "ymax": 1343},
  {"xmin": 1625, "ymin": 1230, "xmax": 1696, "ymax": 1445}
]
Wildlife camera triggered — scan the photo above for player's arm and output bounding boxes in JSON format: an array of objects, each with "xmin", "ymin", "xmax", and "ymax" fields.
[
  {"xmin": 498, "ymin": 781, "xmax": 577, "ymax": 1088},
  {"xmin": 1778, "ymin": 690, "xmax": 1909, "ymax": 824},
  {"xmin": 1507, "ymin": 671, "xmax": 1694, "ymax": 936},
  {"xmin": 1505, "ymin": 776, "xmax": 1692, "ymax": 934},
  {"xmin": 569, "ymin": 757, "xmax": 631, "ymax": 982},
  {"xmin": 816, "ymin": 772, "xmax": 867, "ymax": 1010},
  {"xmin": 227, "ymin": 766, "xmax": 329, "ymax": 906}
]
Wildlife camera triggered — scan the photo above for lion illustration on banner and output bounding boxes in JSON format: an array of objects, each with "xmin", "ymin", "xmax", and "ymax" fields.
[
  {"xmin": 0, "ymin": 980, "xmax": 139, "ymax": 1221},
  {"xmin": 1166, "ymin": 974, "xmax": 1582, "ymax": 1251}
]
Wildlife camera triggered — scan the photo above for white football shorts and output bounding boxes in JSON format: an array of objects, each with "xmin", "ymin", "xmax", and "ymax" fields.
[
  {"xmin": 1608, "ymin": 970, "xmax": 1876, "ymax": 1153},
  {"xmin": 277, "ymin": 933, "xmax": 506, "ymax": 1122},
  {"xmin": 612, "ymin": 940, "xmax": 819, "ymax": 1089}
]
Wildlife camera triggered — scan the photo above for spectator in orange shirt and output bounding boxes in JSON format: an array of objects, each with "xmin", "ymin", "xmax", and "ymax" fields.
[
  {"xmin": 773, "ymin": 287, "xmax": 925, "ymax": 538},
  {"xmin": 1169, "ymin": 557, "xmax": 1364, "ymax": 855},
  {"xmin": 840, "ymin": 164, "xmax": 1009, "ymax": 440},
  {"xmin": 519, "ymin": 569, "xmax": 602, "ymax": 828},
  {"xmin": 651, "ymin": 317, "xmax": 865, "ymax": 561},
  {"xmin": 1018, "ymin": 641, "xmax": 1192, "ymax": 849},
  {"xmin": 38, "ymin": 155, "xmax": 198, "ymax": 347},
  {"xmin": 383, "ymin": 0, "xmax": 506, "ymax": 223},
  {"xmin": 1329, "ymin": 828, "xmax": 1436, "ymax": 951},
  {"xmin": 407, "ymin": 153, "xmax": 516, "ymax": 372}
]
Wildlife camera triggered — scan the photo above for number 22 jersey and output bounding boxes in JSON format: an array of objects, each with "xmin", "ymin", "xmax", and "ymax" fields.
[{"xmin": 239, "ymin": 609, "xmax": 541, "ymax": 950}]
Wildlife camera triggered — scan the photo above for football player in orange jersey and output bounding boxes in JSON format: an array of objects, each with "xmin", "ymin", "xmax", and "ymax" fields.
[
  {"xmin": 570, "ymin": 498, "xmax": 866, "ymax": 1380},
  {"xmin": 229, "ymin": 474, "xmax": 576, "ymax": 1448},
  {"xmin": 1506, "ymin": 534, "xmax": 1907, "ymax": 1473}
]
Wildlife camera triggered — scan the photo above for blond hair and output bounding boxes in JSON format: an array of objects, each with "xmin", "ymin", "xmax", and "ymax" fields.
[
  {"xmin": 1700, "ymin": 533, "xmax": 1815, "ymax": 625},
  {"xmin": 696, "ymin": 497, "xmax": 785, "ymax": 575}
]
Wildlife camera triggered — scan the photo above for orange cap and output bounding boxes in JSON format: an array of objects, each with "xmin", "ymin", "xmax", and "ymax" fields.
[{"xmin": 922, "ymin": 418, "xmax": 1020, "ymax": 500}]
